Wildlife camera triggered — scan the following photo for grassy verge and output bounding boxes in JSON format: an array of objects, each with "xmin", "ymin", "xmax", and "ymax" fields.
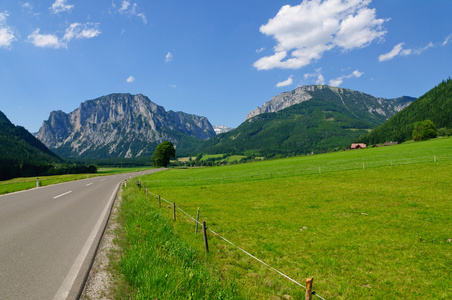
[
  {"xmin": 133, "ymin": 138, "xmax": 451, "ymax": 299},
  {"xmin": 116, "ymin": 183, "xmax": 243, "ymax": 299},
  {"xmin": 0, "ymin": 166, "xmax": 152, "ymax": 195}
]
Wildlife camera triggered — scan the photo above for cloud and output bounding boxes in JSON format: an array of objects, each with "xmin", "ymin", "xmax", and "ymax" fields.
[
  {"xmin": 304, "ymin": 68, "xmax": 325, "ymax": 85},
  {"xmin": 165, "ymin": 52, "xmax": 173, "ymax": 62},
  {"xmin": 28, "ymin": 23, "xmax": 101, "ymax": 49},
  {"xmin": 21, "ymin": 2, "xmax": 33, "ymax": 12},
  {"xmin": 378, "ymin": 41, "xmax": 434, "ymax": 62},
  {"xmin": 256, "ymin": 47, "xmax": 265, "ymax": 53},
  {"xmin": 378, "ymin": 42, "xmax": 405, "ymax": 61},
  {"xmin": 329, "ymin": 69, "xmax": 363, "ymax": 86},
  {"xmin": 113, "ymin": 1, "xmax": 147, "ymax": 24},
  {"xmin": 50, "ymin": 0, "xmax": 74, "ymax": 14},
  {"xmin": 276, "ymin": 75, "xmax": 294, "ymax": 87},
  {"xmin": 0, "ymin": 12, "xmax": 16, "ymax": 49},
  {"xmin": 254, "ymin": 0, "xmax": 386, "ymax": 70},
  {"xmin": 126, "ymin": 76, "xmax": 135, "ymax": 83},
  {"xmin": 442, "ymin": 34, "xmax": 452, "ymax": 46}
]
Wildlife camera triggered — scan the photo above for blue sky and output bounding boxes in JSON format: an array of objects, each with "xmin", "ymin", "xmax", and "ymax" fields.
[{"xmin": 1, "ymin": 0, "xmax": 451, "ymax": 133}]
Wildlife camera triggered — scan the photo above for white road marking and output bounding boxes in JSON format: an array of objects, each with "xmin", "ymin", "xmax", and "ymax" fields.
[
  {"xmin": 85, "ymin": 183, "xmax": 93, "ymax": 187},
  {"xmin": 53, "ymin": 191, "xmax": 72, "ymax": 199},
  {"xmin": 100, "ymin": 179, "xmax": 105, "ymax": 182},
  {"xmin": 53, "ymin": 182, "xmax": 120, "ymax": 300}
]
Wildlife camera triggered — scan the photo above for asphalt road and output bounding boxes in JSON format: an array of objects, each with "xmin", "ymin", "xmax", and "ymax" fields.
[{"xmin": 0, "ymin": 169, "xmax": 162, "ymax": 300}]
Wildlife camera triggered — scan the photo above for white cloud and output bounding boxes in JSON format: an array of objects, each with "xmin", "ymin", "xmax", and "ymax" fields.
[
  {"xmin": 329, "ymin": 69, "xmax": 363, "ymax": 86},
  {"xmin": 378, "ymin": 42, "xmax": 404, "ymax": 61},
  {"xmin": 21, "ymin": 2, "xmax": 33, "ymax": 12},
  {"xmin": 442, "ymin": 34, "xmax": 452, "ymax": 46},
  {"xmin": 276, "ymin": 75, "xmax": 294, "ymax": 87},
  {"xmin": 0, "ymin": 12, "xmax": 16, "ymax": 49},
  {"xmin": 379, "ymin": 41, "xmax": 434, "ymax": 62},
  {"xmin": 256, "ymin": 47, "xmax": 265, "ymax": 53},
  {"xmin": 50, "ymin": 0, "xmax": 74, "ymax": 14},
  {"xmin": 254, "ymin": 0, "xmax": 386, "ymax": 70},
  {"xmin": 126, "ymin": 76, "xmax": 135, "ymax": 83},
  {"xmin": 63, "ymin": 23, "xmax": 101, "ymax": 41},
  {"xmin": 165, "ymin": 52, "xmax": 173, "ymax": 62},
  {"xmin": 113, "ymin": 1, "xmax": 147, "ymax": 24},
  {"xmin": 304, "ymin": 68, "xmax": 325, "ymax": 85},
  {"xmin": 27, "ymin": 29, "xmax": 62, "ymax": 48},
  {"xmin": 28, "ymin": 23, "xmax": 101, "ymax": 49}
]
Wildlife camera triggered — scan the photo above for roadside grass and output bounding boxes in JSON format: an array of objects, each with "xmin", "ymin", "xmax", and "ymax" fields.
[
  {"xmin": 116, "ymin": 183, "xmax": 243, "ymax": 299},
  {"xmin": 0, "ymin": 166, "xmax": 152, "ymax": 195},
  {"xmin": 133, "ymin": 137, "xmax": 452, "ymax": 299}
]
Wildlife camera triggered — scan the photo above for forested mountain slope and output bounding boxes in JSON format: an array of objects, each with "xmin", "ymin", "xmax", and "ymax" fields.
[{"xmin": 358, "ymin": 78, "xmax": 452, "ymax": 144}]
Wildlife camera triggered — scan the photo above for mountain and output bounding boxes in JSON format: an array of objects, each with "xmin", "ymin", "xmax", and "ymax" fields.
[
  {"xmin": 213, "ymin": 125, "xmax": 234, "ymax": 135},
  {"xmin": 358, "ymin": 78, "xmax": 452, "ymax": 144},
  {"xmin": 36, "ymin": 93, "xmax": 216, "ymax": 159},
  {"xmin": 200, "ymin": 85, "xmax": 415, "ymax": 157},
  {"xmin": 246, "ymin": 85, "xmax": 413, "ymax": 122},
  {"xmin": 0, "ymin": 110, "xmax": 62, "ymax": 180}
]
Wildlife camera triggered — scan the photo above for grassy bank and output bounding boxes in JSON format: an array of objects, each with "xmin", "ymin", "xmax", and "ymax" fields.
[
  {"xmin": 132, "ymin": 138, "xmax": 451, "ymax": 299},
  {"xmin": 0, "ymin": 166, "xmax": 152, "ymax": 195},
  {"xmin": 116, "ymin": 183, "xmax": 242, "ymax": 299}
]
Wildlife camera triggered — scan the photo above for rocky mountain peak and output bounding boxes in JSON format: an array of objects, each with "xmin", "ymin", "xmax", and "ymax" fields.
[
  {"xmin": 36, "ymin": 93, "xmax": 215, "ymax": 159},
  {"xmin": 245, "ymin": 85, "xmax": 414, "ymax": 122}
]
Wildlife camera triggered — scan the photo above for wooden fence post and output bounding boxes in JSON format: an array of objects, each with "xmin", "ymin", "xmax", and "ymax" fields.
[
  {"xmin": 202, "ymin": 221, "xmax": 209, "ymax": 253},
  {"xmin": 173, "ymin": 202, "xmax": 176, "ymax": 221},
  {"xmin": 305, "ymin": 277, "xmax": 314, "ymax": 300},
  {"xmin": 195, "ymin": 208, "xmax": 200, "ymax": 234}
]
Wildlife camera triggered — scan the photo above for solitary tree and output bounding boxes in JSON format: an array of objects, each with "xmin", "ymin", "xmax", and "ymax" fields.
[
  {"xmin": 151, "ymin": 141, "xmax": 176, "ymax": 167},
  {"xmin": 412, "ymin": 120, "xmax": 437, "ymax": 141}
]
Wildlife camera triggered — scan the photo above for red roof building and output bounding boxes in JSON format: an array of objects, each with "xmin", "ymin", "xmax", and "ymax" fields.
[{"xmin": 351, "ymin": 143, "xmax": 367, "ymax": 149}]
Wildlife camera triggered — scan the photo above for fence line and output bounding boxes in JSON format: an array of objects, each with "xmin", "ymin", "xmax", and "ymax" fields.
[
  {"xmin": 148, "ymin": 155, "xmax": 452, "ymax": 186},
  {"xmin": 146, "ymin": 189, "xmax": 325, "ymax": 299}
]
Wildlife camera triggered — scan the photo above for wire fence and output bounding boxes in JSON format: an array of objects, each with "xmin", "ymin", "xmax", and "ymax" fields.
[
  {"xmin": 141, "ymin": 187, "xmax": 326, "ymax": 299},
  {"xmin": 129, "ymin": 154, "xmax": 451, "ymax": 299},
  {"xmin": 149, "ymin": 155, "xmax": 452, "ymax": 187}
]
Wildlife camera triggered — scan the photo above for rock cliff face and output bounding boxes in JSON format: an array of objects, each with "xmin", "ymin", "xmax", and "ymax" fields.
[
  {"xmin": 245, "ymin": 85, "xmax": 414, "ymax": 121},
  {"xmin": 36, "ymin": 93, "xmax": 215, "ymax": 159}
]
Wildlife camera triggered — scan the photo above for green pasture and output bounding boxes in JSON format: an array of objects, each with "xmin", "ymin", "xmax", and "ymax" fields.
[
  {"xmin": 132, "ymin": 137, "xmax": 452, "ymax": 299},
  {"xmin": 0, "ymin": 166, "xmax": 152, "ymax": 195}
]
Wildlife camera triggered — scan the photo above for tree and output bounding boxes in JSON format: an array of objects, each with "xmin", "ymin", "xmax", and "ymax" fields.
[
  {"xmin": 412, "ymin": 120, "xmax": 437, "ymax": 141},
  {"xmin": 151, "ymin": 141, "xmax": 176, "ymax": 167}
]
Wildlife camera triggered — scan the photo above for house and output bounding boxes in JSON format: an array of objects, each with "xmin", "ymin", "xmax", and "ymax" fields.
[
  {"xmin": 384, "ymin": 141, "xmax": 399, "ymax": 146},
  {"xmin": 351, "ymin": 143, "xmax": 367, "ymax": 149}
]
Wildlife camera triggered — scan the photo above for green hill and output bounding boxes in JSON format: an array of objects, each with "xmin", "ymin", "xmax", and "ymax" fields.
[
  {"xmin": 0, "ymin": 111, "xmax": 62, "ymax": 180},
  {"xmin": 358, "ymin": 78, "xmax": 452, "ymax": 144},
  {"xmin": 200, "ymin": 86, "xmax": 414, "ymax": 157}
]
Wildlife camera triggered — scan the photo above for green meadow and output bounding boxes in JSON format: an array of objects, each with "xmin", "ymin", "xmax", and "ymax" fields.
[
  {"xmin": 0, "ymin": 166, "xmax": 152, "ymax": 195},
  {"xmin": 127, "ymin": 137, "xmax": 452, "ymax": 299}
]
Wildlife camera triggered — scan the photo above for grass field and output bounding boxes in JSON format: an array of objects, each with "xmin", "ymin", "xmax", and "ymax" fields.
[
  {"xmin": 116, "ymin": 185, "xmax": 242, "ymax": 299},
  {"xmin": 129, "ymin": 137, "xmax": 452, "ymax": 299},
  {"xmin": 0, "ymin": 166, "xmax": 152, "ymax": 195}
]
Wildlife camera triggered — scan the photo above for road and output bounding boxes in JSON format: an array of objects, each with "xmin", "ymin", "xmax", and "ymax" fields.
[{"xmin": 0, "ymin": 169, "xmax": 162, "ymax": 300}]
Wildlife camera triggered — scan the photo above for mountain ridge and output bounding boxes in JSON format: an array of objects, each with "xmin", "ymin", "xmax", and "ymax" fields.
[
  {"xmin": 246, "ymin": 85, "xmax": 414, "ymax": 122},
  {"xmin": 36, "ymin": 93, "xmax": 215, "ymax": 159},
  {"xmin": 200, "ymin": 85, "xmax": 415, "ymax": 156}
]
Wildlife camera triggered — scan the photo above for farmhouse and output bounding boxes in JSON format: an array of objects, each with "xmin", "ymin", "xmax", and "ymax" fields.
[
  {"xmin": 384, "ymin": 141, "xmax": 399, "ymax": 146},
  {"xmin": 351, "ymin": 143, "xmax": 367, "ymax": 149}
]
